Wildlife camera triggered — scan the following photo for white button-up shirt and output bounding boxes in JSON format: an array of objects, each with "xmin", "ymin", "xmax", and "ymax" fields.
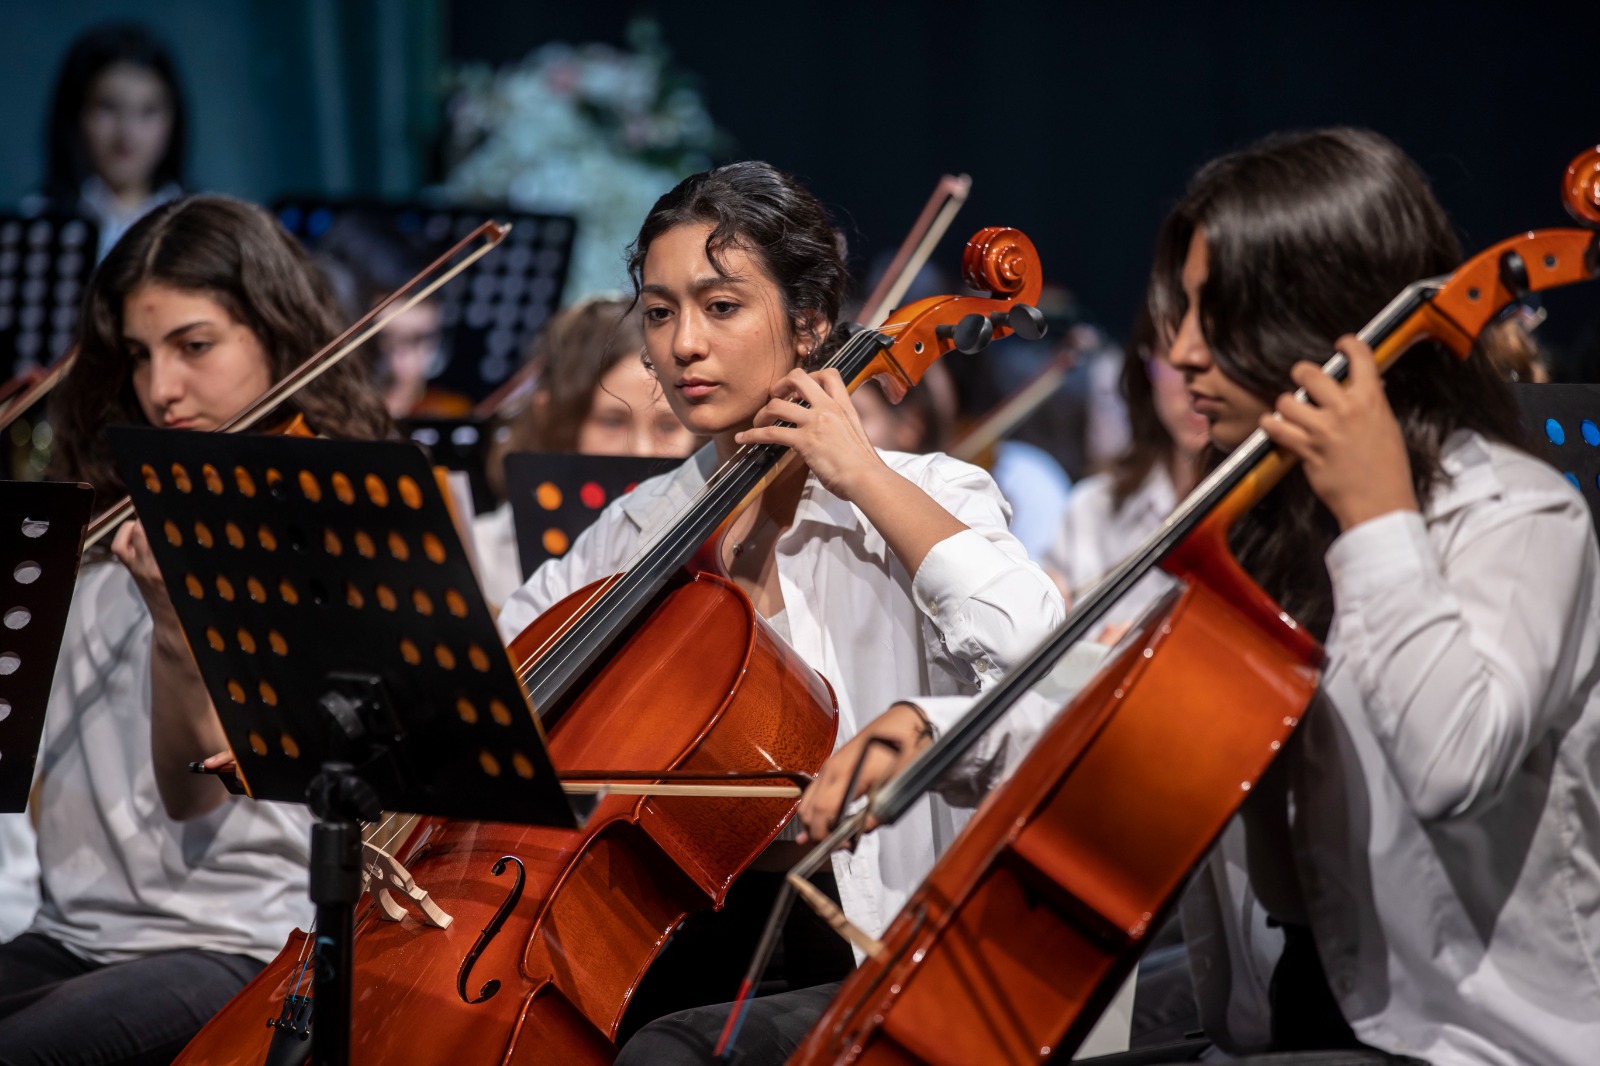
[
  {"xmin": 497, "ymin": 445, "xmax": 1063, "ymax": 944},
  {"xmin": 1185, "ymin": 432, "xmax": 1600, "ymax": 1065}
]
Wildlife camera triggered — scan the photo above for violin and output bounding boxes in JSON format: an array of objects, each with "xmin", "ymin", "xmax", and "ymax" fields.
[
  {"xmin": 780, "ymin": 149, "xmax": 1600, "ymax": 1065},
  {"xmin": 173, "ymin": 227, "xmax": 1047, "ymax": 1065}
]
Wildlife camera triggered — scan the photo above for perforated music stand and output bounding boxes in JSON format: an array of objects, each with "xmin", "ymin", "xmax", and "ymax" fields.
[
  {"xmin": 274, "ymin": 199, "xmax": 576, "ymax": 399},
  {"xmin": 0, "ymin": 481, "xmax": 92, "ymax": 811},
  {"xmin": 107, "ymin": 427, "xmax": 580, "ymax": 1066},
  {"xmin": 504, "ymin": 451, "xmax": 679, "ymax": 579},
  {"xmin": 1517, "ymin": 383, "xmax": 1600, "ymax": 535}
]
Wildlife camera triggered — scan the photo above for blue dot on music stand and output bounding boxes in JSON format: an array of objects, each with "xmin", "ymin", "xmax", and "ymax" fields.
[
  {"xmin": 1583, "ymin": 419, "xmax": 1600, "ymax": 446},
  {"xmin": 1546, "ymin": 419, "xmax": 1566, "ymax": 446},
  {"xmin": 1565, "ymin": 472, "xmax": 1581, "ymax": 491}
]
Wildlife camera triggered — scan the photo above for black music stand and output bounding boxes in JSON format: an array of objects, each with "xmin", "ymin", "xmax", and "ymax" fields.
[
  {"xmin": 274, "ymin": 199, "xmax": 576, "ymax": 400},
  {"xmin": 504, "ymin": 451, "xmax": 678, "ymax": 579},
  {"xmin": 399, "ymin": 416, "xmax": 492, "ymax": 514},
  {"xmin": 1517, "ymin": 383, "xmax": 1600, "ymax": 535},
  {"xmin": 108, "ymin": 427, "xmax": 582, "ymax": 1066},
  {"xmin": 0, "ymin": 481, "xmax": 93, "ymax": 811}
]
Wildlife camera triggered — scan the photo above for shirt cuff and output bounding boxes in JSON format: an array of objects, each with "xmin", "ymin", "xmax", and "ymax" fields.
[
  {"xmin": 911, "ymin": 528, "xmax": 1021, "ymax": 625},
  {"xmin": 1325, "ymin": 509, "xmax": 1434, "ymax": 605}
]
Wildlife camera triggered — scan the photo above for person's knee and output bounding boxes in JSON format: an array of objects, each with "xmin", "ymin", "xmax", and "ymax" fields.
[{"xmin": 615, "ymin": 1014, "xmax": 722, "ymax": 1066}]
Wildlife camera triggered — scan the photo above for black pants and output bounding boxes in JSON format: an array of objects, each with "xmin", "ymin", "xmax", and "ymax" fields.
[
  {"xmin": 0, "ymin": 931, "xmax": 265, "ymax": 1066},
  {"xmin": 1082, "ymin": 923, "xmax": 1427, "ymax": 1066},
  {"xmin": 617, "ymin": 867, "xmax": 855, "ymax": 1049},
  {"xmin": 617, "ymin": 980, "xmax": 843, "ymax": 1066}
]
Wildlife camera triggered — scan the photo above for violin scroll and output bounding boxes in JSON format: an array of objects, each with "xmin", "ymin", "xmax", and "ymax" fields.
[{"xmin": 1564, "ymin": 146, "xmax": 1600, "ymax": 227}]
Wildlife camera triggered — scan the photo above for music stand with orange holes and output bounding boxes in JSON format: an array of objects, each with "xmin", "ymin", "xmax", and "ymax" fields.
[{"xmin": 108, "ymin": 427, "xmax": 580, "ymax": 1066}]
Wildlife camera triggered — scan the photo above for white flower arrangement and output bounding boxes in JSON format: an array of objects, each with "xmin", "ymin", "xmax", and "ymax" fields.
[{"xmin": 440, "ymin": 19, "xmax": 724, "ymax": 301}]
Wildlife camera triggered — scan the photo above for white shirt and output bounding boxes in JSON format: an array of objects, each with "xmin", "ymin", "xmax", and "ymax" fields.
[
  {"xmin": 78, "ymin": 176, "xmax": 183, "ymax": 261},
  {"xmin": 471, "ymin": 502, "xmax": 522, "ymax": 610},
  {"xmin": 0, "ymin": 813, "xmax": 39, "ymax": 940},
  {"xmin": 1043, "ymin": 464, "xmax": 1177, "ymax": 627},
  {"xmin": 29, "ymin": 561, "xmax": 314, "ymax": 965},
  {"xmin": 497, "ymin": 446, "xmax": 1063, "ymax": 944},
  {"xmin": 990, "ymin": 440, "xmax": 1072, "ymax": 560},
  {"xmin": 1185, "ymin": 432, "xmax": 1600, "ymax": 1065}
]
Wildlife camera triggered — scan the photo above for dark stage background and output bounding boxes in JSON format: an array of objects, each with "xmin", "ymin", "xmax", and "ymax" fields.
[
  {"xmin": 0, "ymin": 1, "xmax": 1596, "ymax": 364},
  {"xmin": 450, "ymin": 0, "xmax": 1600, "ymax": 366}
]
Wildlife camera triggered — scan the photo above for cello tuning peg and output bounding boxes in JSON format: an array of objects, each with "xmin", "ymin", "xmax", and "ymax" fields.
[
  {"xmin": 936, "ymin": 313, "xmax": 994, "ymax": 355},
  {"xmin": 990, "ymin": 304, "xmax": 1048, "ymax": 340}
]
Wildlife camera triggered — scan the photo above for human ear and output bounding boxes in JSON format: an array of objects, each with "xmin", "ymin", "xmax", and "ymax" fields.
[{"xmin": 794, "ymin": 311, "xmax": 830, "ymax": 367}]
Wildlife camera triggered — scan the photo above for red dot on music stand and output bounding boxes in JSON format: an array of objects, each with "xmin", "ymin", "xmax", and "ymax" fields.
[{"xmin": 580, "ymin": 482, "xmax": 606, "ymax": 509}]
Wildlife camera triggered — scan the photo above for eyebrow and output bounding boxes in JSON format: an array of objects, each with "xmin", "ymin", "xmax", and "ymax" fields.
[
  {"xmin": 641, "ymin": 274, "xmax": 752, "ymax": 298},
  {"xmin": 122, "ymin": 319, "xmax": 217, "ymax": 347}
]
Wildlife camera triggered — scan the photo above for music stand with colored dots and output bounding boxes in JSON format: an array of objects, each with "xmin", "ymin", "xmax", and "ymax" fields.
[
  {"xmin": 1517, "ymin": 383, "xmax": 1600, "ymax": 534},
  {"xmin": 503, "ymin": 451, "xmax": 680, "ymax": 580},
  {"xmin": 0, "ymin": 481, "xmax": 93, "ymax": 811},
  {"xmin": 107, "ymin": 426, "xmax": 581, "ymax": 1066},
  {"xmin": 0, "ymin": 214, "xmax": 97, "ymax": 378}
]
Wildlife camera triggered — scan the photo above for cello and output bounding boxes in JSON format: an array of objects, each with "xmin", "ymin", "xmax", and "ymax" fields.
[
  {"xmin": 173, "ymin": 226, "xmax": 1048, "ymax": 1065},
  {"xmin": 779, "ymin": 148, "xmax": 1600, "ymax": 1065}
]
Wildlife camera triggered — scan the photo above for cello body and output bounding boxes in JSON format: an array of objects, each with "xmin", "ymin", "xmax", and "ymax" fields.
[
  {"xmin": 789, "ymin": 575, "xmax": 1318, "ymax": 1065},
  {"xmin": 175, "ymin": 571, "xmax": 837, "ymax": 1065}
]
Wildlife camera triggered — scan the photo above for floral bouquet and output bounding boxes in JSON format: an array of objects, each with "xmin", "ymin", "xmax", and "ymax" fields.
[{"xmin": 440, "ymin": 19, "xmax": 726, "ymax": 300}]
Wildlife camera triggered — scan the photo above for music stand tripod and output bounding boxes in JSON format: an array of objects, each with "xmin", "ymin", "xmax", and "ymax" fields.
[{"xmin": 109, "ymin": 427, "xmax": 584, "ymax": 1066}]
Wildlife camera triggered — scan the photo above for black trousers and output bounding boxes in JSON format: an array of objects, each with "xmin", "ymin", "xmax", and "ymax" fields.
[
  {"xmin": 0, "ymin": 931, "xmax": 265, "ymax": 1066},
  {"xmin": 617, "ymin": 867, "xmax": 855, "ymax": 1050}
]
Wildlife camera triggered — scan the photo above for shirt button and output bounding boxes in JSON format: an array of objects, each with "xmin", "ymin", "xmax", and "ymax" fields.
[{"xmin": 974, "ymin": 657, "xmax": 991, "ymax": 672}]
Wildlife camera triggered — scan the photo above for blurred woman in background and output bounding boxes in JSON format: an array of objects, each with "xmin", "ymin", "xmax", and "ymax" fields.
[
  {"xmin": 472, "ymin": 294, "xmax": 698, "ymax": 606},
  {"xmin": 30, "ymin": 23, "xmax": 187, "ymax": 260}
]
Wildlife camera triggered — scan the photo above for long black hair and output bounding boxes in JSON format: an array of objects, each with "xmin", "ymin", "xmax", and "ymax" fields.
[
  {"xmin": 626, "ymin": 161, "xmax": 849, "ymax": 368},
  {"xmin": 43, "ymin": 23, "xmax": 187, "ymax": 205},
  {"xmin": 1147, "ymin": 128, "xmax": 1525, "ymax": 638}
]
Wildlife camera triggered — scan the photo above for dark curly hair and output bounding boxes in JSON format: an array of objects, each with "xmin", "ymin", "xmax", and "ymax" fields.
[
  {"xmin": 1147, "ymin": 128, "xmax": 1525, "ymax": 639},
  {"xmin": 50, "ymin": 195, "xmax": 393, "ymax": 503},
  {"xmin": 626, "ymin": 160, "xmax": 849, "ymax": 368}
]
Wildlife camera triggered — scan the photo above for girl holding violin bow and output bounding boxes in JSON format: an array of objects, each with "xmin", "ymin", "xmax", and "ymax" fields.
[
  {"xmin": 0, "ymin": 195, "xmax": 389, "ymax": 1062},
  {"xmin": 799, "ymin": 128, "xmax": 1600, "ymax": 1066}
]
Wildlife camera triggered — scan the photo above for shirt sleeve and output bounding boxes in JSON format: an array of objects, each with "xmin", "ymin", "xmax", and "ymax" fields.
[
  {"xmin": 495, "ymin": 501, "xmax": 641, "ymax": 643},
  {"xmin": 1325, "ymin": 488, "xmax": 1600, "ymax": 821},
  {"xmin": 916, "ymin": 640, "xmax": 1111, "ymax": 806},
  {"xmin": 907, "ymin": 455, "xmax": 1066, "ymax": 688}
]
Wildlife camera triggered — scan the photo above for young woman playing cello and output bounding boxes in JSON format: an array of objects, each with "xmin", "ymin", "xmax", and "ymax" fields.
[
  {"xmin": 492, "ymin": 160, "xmax": 1064, "ymax": 1062},
  {"xmin": 0, "ymin": 195, "xmax": 390, "ymax": 1062},
  {"xmin": 801, "ymin": 128, "xmax": 1600, "ymax": 1065}
]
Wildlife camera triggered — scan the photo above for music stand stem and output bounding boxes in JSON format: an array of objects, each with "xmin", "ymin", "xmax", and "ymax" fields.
[{"xmin": 306, "ymin": 761, "xmax": 380, "ymax": 1066}]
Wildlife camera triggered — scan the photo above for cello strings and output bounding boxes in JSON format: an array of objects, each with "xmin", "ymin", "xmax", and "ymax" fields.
[
  {"xmin": 512, "ymin": 324, "xmax": 899, "ymax": 710},
  {"xmin": 511, "ymin": 322, "xmax": 899, "ymax": 680}
]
